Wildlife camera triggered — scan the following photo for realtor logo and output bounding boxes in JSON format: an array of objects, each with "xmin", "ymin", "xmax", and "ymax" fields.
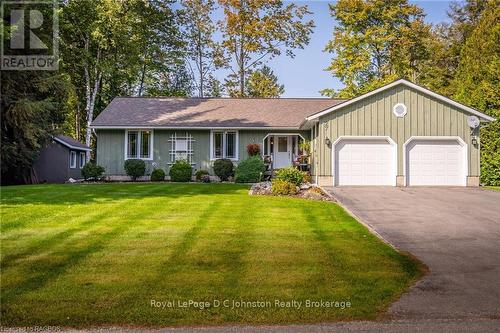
[{"xmin": 1, "ymin": 1, "xmax": 59, "ymax": 70}]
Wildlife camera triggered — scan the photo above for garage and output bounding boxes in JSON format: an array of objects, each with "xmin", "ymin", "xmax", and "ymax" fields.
[
  {"xmin": 334, "ymin": 137, "xmax": 396, "ymax": 186},
  {"xmin": 405, "ymin": 137, "xmax": 467, "ymax": 186}
]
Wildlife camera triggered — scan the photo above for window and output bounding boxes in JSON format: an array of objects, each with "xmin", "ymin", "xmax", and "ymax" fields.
[
  {"xmin": 79, "ymin": 152, "xmax": 86, "ymax": 169},
  {"xmin": 393, "ymin": 103, "xmax": 407, "ymax": 117},
  {"xmin": 211, "ymin": 130, "xmax": 238, "ymax": 160},
  {"xmin": 168, "ymin": 132, "xmax": 195, "ymax": 164},
  {"xmin": 125, "ymin": 130, "xmax": 153, "ymax": 160},
  {"xmin": 69, "ymin": 151, "xmax": 77, "ymax": 168}
]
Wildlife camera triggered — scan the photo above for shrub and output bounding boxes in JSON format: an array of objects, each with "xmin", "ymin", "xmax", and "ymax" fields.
[
  {"xmin": 195, "ymin": 169, "xmax": 209, "ymax": 181},
  {"xmin": 81, "ymin": 163, "xmax": 105, "ymax": 181},
  {"xmin": 275, "ymin": 167, "xmax": 307, "ymax": 187},
  {"xmin": 169, "ymin": 159, "xmax": 192, "ymax": 182},
  {"xmin": 124, "ymin": 159, "xmax": 146, "ymax": 181},
  {"xmin": 213, "ymin": 158, "xmax": 234, "ymax": 181},
  {"xmin": 271, "ymin": 179, "xmax": 297, "ymax": 196},
  {"xmin": 150, "ymin": 168, "xmax": 165, "ymax": 181},
  {"xmin": 235, "ymin": 156, "xmax": 266, "ymax": 183},
  {"xmin": 299, "ymin": 140, "xmax": 311, "ymax": 155},
  {"xmin": 246, "ymin": 143, "xmax": 261, "ymax": 157}
]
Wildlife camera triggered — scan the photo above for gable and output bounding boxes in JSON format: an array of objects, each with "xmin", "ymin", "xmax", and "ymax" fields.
[{"xmin": 306, "ymin": 80, "xmax": 495, "ymax": 122}]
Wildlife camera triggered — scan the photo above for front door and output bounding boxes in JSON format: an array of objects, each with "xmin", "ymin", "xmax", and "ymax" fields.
[{"xmin": 274, "ymin": 136, "xmax": 291, "ymax": 168}]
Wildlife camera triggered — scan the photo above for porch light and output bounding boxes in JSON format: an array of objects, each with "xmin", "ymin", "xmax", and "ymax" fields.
[{"xmin": 325, "ymin": 137, "xmax": 331, "ymax": 146}]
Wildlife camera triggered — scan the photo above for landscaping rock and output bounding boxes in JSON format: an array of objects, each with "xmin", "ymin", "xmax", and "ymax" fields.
[
  {"xmin": 300, "ymin": 183, "xmax": 312, "ymax": 190},
  {"xmin": 249, "ymin": 181, "xmax": 272, "ymax": 195}
]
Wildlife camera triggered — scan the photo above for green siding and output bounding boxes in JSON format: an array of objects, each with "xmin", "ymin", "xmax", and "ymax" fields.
[
  {"xmin": 314, "ymin": 85, "xmax": 480, "ymax": 177},
  {"xmin": 96, "ymin": 129, "xmax": 309, "ymax": 176}
]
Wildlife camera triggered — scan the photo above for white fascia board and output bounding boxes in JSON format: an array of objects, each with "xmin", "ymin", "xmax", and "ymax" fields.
[
  {"xmin": 90, "ymin": 125, "xmax": 301, "ymax": 130},
  {"xmin": 306, "ymin": 79, "xmax": 496, "ymax": 122}
]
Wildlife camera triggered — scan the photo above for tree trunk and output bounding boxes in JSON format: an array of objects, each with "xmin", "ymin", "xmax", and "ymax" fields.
[
  {"xmin": 138, "ymin": 47, "xmax": 148, "ymax": 96},
  {"xmin": 198, "ymin": 29, "xmax": 204, "ymax": 98},
  {"xmin": 84, "ymin": 47, "xmax": 102, "ymax": 162},
  {"xmin": 239, "ymin": 44, "xmax": 245, "ymax": 96}
]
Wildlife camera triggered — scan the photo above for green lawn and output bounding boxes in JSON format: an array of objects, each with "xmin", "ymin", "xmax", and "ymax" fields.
[
  {"xmin": 0, "ymin": 183, "xmax": 423, "ymax": 327},
  {"xmin": 485, "ymin": 186, "xmax": 500, "ymax": 191}
]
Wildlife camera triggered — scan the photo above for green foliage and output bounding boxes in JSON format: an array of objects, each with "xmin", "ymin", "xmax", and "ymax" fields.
[
  {"xmin": 169, "ymin": 160, "xmax": 193, "ymax": 182},
  {"xmin": 322, "ymin": 0, "xmax": 430, "ymax": 98},
  {"xmin": 451, "ymin": 3, "xmax": 499, "ymax": 185},
  {"xmin": 275, "ymin": 167, "xmax": 308, "ymax": 187},
  {"xmin": 150, "ymin": 168, "xmax": 166, "ymax": 182},
  {"xmin": 213, "ymin": 159, "xmax": 234, "ymax": 181},
  {"xmin": 271, "ymin": 179, "xmax": 298, "ymax": 196},
  {"xmin": 247, "ymin": 66, "xmax": 284, "ymax": 98},
  {"xmin": 81, "ymin": 163, "xmax": 105, "ymax": 181},
  {"xmin": 124, "ymin": 159, "xmax": 146, "ymax": 181},
  {"xmin": 218, "ymin": 1, "xmax": 314, "ymax": 96},
  {"xmin": 234, "ymin": 157, "xmax": 266, "ymax": 183},
  {"xmin": 299, "ymin": 140, "xmax": 311, "ymax": 155},
  {"xmin": 195, "ymin": 169, "xmax": 209, "ymax": 181}
]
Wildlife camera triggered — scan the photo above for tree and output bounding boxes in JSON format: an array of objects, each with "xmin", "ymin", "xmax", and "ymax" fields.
[
  {"xmin": 452, "ymin": 3, "xmax": 499, "ymax": 185},
  {"xmin": 418, "ymin": 0, "xmax": 490, "ymax": 96},
  {"xmin": 245, "ymin": 65, "xmax": 284, "ymax": 97},
  {"xmin": 145, "ymin": 62, "xmax": 194, "ymax": 97},
  {"xmin": 218, "ymin": 0, "xmax": 314, "ymax": 97},
  {"xmin": 322, "ymin": 0, "xmax": 430, "ymax": 98},
  {"xmin": 1, "ymin": 3, "xmax": 70, "ymax": 184},
  {"xmin": 181, "ymin": 0, "xmax": 218, "ymax": 97},
  {"xmin": 61, "ymin": 0, "xmax": 184, "ymax": 160}
]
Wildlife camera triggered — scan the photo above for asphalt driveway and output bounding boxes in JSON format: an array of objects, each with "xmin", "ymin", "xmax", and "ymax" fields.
[{"xmin": 327, "ymin": 186, "xmax": 500, "ymax": 320}]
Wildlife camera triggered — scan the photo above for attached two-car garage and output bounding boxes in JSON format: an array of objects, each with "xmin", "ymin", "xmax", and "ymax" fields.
[
  {"xmin": 333, "ymin": 136, "xmax": 467, "ymax": 187},
  {"xmin": 307, "ymin": 79, "xmax": 494, "ymax": 187}
]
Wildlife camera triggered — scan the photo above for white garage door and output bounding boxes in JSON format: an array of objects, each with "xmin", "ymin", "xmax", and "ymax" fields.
[
  {"xmin": 335, "ymin": 139, "xmax": 395, "ymax": 186},
  {"xmin": 407, "ymin": 140, "xmax": 466, "ymax": 186}
]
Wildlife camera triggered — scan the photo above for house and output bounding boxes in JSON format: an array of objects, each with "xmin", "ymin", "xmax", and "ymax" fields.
[
  {"xmin": 33, "ymin": 135, "xmax": 91, "ymax": 183},
  {"xmin": 91, "ymin": 79, "xmax": 495, "ymax": 186}
]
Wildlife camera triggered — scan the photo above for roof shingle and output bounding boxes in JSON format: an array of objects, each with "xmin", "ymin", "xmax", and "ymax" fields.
[{"xmin": 91, "ymin": 97, "xmax": 345, "ymax": 129}]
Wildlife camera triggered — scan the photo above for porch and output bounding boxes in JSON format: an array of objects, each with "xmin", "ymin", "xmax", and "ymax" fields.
[{"xmin": 262, "ymin": 133, "xmax": 310, "ymax": 177}]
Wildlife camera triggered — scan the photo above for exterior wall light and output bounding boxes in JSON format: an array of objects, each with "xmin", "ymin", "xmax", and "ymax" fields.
[{"xmin": 325, "ymin": 138, "xmax": 331, "ymax": 147}]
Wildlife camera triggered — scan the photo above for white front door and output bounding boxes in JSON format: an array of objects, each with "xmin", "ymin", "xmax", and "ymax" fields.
[
  {"xmin": 274, "ymin": 136, "xmax": 291, "ymax": 168},
  {"xmin": 407, "ymin": 139, "xmax": 466, "ymax": 186}
]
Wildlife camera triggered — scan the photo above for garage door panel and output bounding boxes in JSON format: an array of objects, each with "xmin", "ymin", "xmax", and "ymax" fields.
[
  {"xmin": 335, "ymin": 139, "xmax": 395, "ymax": 186},
  {"xmin": 407, "ymin": 140, "xmax": 465, "ymax": 186}
]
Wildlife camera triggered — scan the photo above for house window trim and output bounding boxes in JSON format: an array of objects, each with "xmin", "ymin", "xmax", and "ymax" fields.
[
  {"xmin": 79, "ymin": 152, "xmax": 86, "ymax": 169},
  {"xmin": 210, "ymin": 130, "xmax": 239, "ymax": 161},
  {"xmin": 69, "ymin": 151, "xmax": 77, "ymax": 169},
  {"xmin": 124, "ymin": 129, "xmax": 154, "ymax": 161}
]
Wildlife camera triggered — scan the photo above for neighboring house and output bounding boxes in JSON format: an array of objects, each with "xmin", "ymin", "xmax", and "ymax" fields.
[
  {"xmin": 91, "ymin": 79, "xmax": 495, "ymax": 186},
  {"xmin": 33, "ymin": 135, "xmax": 91, "ymax": 183}
]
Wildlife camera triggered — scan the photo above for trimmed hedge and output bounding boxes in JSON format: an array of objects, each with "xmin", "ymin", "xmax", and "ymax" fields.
[
  {"xmin": 235, "ymin": 157, "xmax": 266, "ymax": 183},
  {"xmin": 213, "ymin": 158, "xmax": 233, "ymax": 181},
  {"xmin": 124, "ymin": 159, "xmax": 146, "ymax": 181},
  {"xmin": 81, "ymin": 163, "xmax": 105, "ymax": 181},
  {"xmin": 169, "ymin": 160, "xmax": 192, "ymax": 182},
  {"xmin": 150, "ymin": 168, "xmax": 165, "ymax": 181}
]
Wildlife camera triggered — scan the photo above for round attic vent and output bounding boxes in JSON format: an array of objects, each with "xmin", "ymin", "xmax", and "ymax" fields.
[{"xmin": 393, "ymin": 103, "xmax": 407, "ymax": 118}]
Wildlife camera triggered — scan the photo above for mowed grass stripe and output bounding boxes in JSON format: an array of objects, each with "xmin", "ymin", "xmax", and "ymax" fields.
[{"xmin": 0, "ymin": 183, "xmax": 424, "ymax": 327}]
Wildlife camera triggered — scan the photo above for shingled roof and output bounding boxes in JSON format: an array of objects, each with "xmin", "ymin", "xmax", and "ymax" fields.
[
  {"xmin": 91, "ymin": 97, "xmax": 345, "ymax": 129},
  {"xmin": 53, "ymin": 135, "xmax": 91, "ymax": 151}
]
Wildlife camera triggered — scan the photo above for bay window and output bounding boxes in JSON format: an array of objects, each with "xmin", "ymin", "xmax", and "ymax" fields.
[
  {"xmin": 211, "ymin": 130, "xmax": 238, "ymax": 160},
  {"xmin": 125, "ymin": 130, "xmax": 153, "ymax": 160}
]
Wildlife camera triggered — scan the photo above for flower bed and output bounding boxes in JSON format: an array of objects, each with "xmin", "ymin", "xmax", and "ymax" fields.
[{"xmin": 249, "ymin": 181, "xmax": 335, "ymax": 202}]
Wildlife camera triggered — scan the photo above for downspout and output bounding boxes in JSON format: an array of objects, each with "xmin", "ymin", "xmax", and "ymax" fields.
[{"xmin": 314, "ymin": 123, "xmax": 318, "ymax": 185}]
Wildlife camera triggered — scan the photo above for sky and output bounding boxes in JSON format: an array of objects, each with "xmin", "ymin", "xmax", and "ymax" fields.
[{"xmin": 209, "ymin": 1, "xmax": 458, "ymax": 98}]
